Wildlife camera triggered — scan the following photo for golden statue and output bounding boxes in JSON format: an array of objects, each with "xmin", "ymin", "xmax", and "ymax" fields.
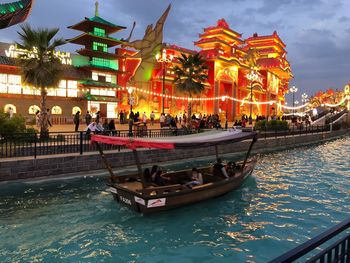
[{"xmin": 125, "ymin": 4, "xmax": 171, "ymax": 82}]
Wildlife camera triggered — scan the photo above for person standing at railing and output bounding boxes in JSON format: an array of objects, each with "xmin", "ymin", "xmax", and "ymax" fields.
[
  {"xmin": 85, "ymin": 111, "xmax": 92, "ymax": 126},
  {"xmin": 74, "ymin": 111, "xmax": 80, "ymax": 132},
  {"xmin": 142, "ymin": 112, "xmax": 147, "ymax": 125},
  {"xmin": 150, "ymin": 111, "xmax": 155, "ymax": 126}
]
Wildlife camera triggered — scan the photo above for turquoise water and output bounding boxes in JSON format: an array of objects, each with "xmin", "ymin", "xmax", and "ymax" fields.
[{"xmin": 1, "ymin": 137, "xmax": 350, "ymax": 262}]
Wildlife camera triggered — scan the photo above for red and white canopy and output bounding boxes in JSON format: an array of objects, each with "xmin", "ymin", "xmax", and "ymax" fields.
[{"xmin": 91, "ymin": 130, "xmax": 256, "ymax": 150}]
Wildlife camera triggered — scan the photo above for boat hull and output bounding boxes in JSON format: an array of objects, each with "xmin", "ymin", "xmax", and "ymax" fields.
[{"xmin": 107, "ymin": 158, "xmax": 257, "ymax": 214}]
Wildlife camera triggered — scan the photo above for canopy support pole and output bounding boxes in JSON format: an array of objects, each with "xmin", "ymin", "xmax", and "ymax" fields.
[
  {"xmin": 95, "ymin": 141, "xmax": 116, "ymax": 179},
  {"xmin": 241, "ymin": 135, "xmax": 258, "ymax": 171},
  {"xmin": 215, "ymin": 145, "xmax": 219, "ymax": 160},
  {"xmin": 132, "ymin": 149, "xmax": 146, "ymax": 189}
]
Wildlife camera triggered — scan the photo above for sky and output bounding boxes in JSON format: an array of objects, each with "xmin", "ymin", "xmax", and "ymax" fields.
[{"xmin": 1, "ymin": 0, "xmax": 350, "ymax": 102}]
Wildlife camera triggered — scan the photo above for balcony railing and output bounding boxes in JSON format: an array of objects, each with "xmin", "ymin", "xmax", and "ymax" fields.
[{"xmin": 269, "ymin": 217, "xmax": 350, "ymax": 263}]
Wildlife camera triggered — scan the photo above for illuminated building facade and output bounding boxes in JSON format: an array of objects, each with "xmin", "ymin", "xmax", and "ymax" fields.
[
  {"xmin": 118, "ymin": 18, "xmax": 292, "ymax": 120},
  {"xmin": 0, "ymin": 5, "xmax": 293, "ymax": 123}
]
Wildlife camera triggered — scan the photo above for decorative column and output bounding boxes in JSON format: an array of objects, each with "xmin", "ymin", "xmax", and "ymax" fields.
[{"xmin": 214, "ymin": 80, "xmax": 220, "ymax": 114}]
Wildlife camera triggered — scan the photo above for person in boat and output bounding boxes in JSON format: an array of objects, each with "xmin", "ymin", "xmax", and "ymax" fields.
[
  {"xmin": 143, "ymin": 168, "xmax": 152, "ymax": 184},
  {"xmin": 185, "ymin": 168, "xmax": 203, "ymax": 188},
  {"xmin": 213, "ymin": 158, "xmax": 229, "ymax": 178},
  {"xmin": 154, "ymin": 170, "xmax": 171, "ymax": 186},
  {"xmin": 226, "ymin": 161, "xmax": 236, "ymax": 177},
  {"xmin": 150, "ymin": 165, "xmax": 159, "ymax": 182}
]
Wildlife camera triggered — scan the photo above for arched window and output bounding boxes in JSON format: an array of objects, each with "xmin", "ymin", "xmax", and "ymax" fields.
[
  {"xmin": 4, "ymin": 104, "xmax": 16, "ymax": 113},
  {"xmin": 28, "ymin": 105, "xmax": 40, "ymax": 115},
  {"xmin": 72, "ymin": 106, "xmax": 81, "ymax": 115},
  {"xmin": 51, "ymin": 106, "xmax": 62, "ymax": 115}
]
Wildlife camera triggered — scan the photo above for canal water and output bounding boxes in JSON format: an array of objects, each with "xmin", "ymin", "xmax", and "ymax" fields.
[{"xmin": 0, "ymin": 136, "xmax": 349, "ymax": 262}]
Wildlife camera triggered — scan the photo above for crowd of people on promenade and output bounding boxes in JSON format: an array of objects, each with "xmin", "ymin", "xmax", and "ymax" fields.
[{"xmin": 51, "ymin": 106, "xmax": 319, "ymax": 137}]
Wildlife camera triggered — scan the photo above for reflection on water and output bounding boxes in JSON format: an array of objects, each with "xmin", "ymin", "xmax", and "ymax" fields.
[{"xmin": 0, "ymin": 137, "xmax": 350, "ymax": 262}]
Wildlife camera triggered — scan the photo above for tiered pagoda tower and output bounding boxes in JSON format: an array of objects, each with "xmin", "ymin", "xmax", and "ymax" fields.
[
  {"xmin": 67, "ymin": 1, "xmax": 125, "ymax": 117},
  {"xmin": 194, "ymin": 19, "xmax": 247, "ymax": 120},
  {"xmin": 0, "ymin": 0, "xmax": 33, "ymax": 29},
  {"xmin": 245, "ymin": 31, "xmax": 293, "ymax": 115}
]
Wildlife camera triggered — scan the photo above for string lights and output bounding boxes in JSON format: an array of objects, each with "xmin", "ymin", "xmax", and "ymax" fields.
[{"xmin": 113, "ymin": 87, "xmax": 350, "ymax": 110}]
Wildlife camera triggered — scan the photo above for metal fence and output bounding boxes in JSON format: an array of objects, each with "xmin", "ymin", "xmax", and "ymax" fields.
[
  {"xmin": 0, "ymin": 128, "xmax": 197, "ymax": 159},
  {"xmin": 269, "ymin": 217, "xmax": 350, "ymax": 263},
  {"xmin": 258, "ymin": 124, "xmax": 330, "ymax": 139}
]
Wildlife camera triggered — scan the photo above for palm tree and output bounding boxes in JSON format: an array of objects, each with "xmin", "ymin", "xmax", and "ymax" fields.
[
  {"xmin": 173, "ymin": 53, "xmax": 208, "ymax": 127},
  {"xmin": 16, "ymin": 24, "xmax": 65, "ymax": 137}
]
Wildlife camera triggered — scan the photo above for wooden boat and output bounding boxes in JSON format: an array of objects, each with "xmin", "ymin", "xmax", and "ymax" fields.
[{"xmin": 91, "ymin": 130, "xmax": 258, "ymax": 214}]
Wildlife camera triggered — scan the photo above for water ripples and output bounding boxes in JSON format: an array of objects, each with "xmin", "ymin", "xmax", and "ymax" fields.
[{"xmin": 0, "ymin": 136, "xmax": 350, "ymax": 262}]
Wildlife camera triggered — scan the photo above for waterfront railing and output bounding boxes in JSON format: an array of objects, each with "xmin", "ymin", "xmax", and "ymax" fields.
[
  {"xmin": 269, "ymin": 217, "xmax": 350, "ymax": 263},
  {"xmin": 0, "ymin": 124, "xmax": 339, "ymax": 159},
  {"xmin": 0, "ymin": 128, "xmax": 198, "ymax": 158}
]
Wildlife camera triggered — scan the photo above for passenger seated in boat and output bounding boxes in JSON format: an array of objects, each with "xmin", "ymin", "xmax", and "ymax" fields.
[
  {"xmin": 213, "ymin": 158, "xmax": 229, "ymax": 178},
  {"xmin": 150, "ymin": 165, "xmax": 160, "ymax": 182},
  {"xmin": 154, "ymin": 170, "xmax": 171, "ymax": 186},
  {"xmin": 226, "ymin": 161, "xmax": 236, "ymax": 177},
  {"xmin": 185, "ymin": 168, "xmax": 203, "ymax": 188},
  {"xmin": 143, "ymin": 168, "xmax": 152, "ymax": 184}
]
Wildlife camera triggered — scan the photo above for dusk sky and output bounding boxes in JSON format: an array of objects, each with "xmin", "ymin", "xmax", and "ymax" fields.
[{"xmin": 1, "ymin": 0, "xmax": 349, "ymax": 102}]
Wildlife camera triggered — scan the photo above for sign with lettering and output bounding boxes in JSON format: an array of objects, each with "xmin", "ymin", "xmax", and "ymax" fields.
[
  {"xmin": 5, "ymin": 44, "xmax": 72, "ymax": 65},
  {"xmin": 147, "ymin": 198, "xmax": 166, "ymax": 208}
]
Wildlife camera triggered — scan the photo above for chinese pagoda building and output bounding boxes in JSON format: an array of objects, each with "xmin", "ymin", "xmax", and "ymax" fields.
[
  {"xmin": 193, "ymin": 19, "xmax": 292, "ymax": 120},
  {"xmin": 67, "ymin": 1, "xmax": 125, "ymax": 118},
  {"xmin": 0, "ymin": 0, "xmax": 33, "ymax": 29}
]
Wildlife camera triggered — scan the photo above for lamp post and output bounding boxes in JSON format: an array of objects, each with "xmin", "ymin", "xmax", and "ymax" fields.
[
  {"xmin": 294, "ymin": 100, "xmax": 299, "ymax": 115},
  {"xmin": 301, "ymin": 92, "xmax": 308, "ymax": 104},
  {"xmin": 221, "ymin": 96, "xmax": 228, "ymax": 129},
  {"xmin": 289, "ymin": 86, "xmax": 298, "ymax": 118},
  {"xmin": 127, "ymin": 87, "xmax": 134, "ymax": 136},
  {"xmin": 246, "ymin": 69, "xmax": 259, "ymax": 125},
  {"xmin": 156, "ymin": 49, "xmax": 173, "ymax": 114}
]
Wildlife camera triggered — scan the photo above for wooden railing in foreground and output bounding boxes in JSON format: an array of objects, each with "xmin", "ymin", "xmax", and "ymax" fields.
[{"xmin": 269, "ymin": 217, "xmax": 350, "ymax": 263}]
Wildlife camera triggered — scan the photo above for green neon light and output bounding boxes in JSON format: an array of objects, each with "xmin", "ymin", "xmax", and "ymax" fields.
[
  {"xmin": 93, "ymin": 27, "xmax": 105, "ymax": 37},
  {"xmin": 91, "ymin": 57, "xmax": 118, "ymax": 70},
  {"xmin": 92, "ymin": 42, "xmax": 108, "ymax": 52}
]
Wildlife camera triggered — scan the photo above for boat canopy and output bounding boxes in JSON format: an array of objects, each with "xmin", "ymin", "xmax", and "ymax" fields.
[{"xmin": 91, "ymin": 130, "xmax": 256, "ymax": 150}]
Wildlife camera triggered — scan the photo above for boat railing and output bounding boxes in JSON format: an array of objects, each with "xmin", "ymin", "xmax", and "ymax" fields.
[
  {"xmin": 269, "ymin": 217, "xmax": 350, "ymax": 263},
  {"xmin": 138, "ymin": 184, "xmax": 185, "ymax": 196}
]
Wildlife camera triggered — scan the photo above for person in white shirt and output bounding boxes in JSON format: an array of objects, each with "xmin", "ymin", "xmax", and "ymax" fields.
[{"xmin": 142, "ymin": 112, "xmax": 147, "ymax": 124}]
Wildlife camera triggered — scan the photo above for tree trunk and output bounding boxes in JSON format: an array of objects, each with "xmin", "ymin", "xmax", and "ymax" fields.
[
  {"xmin": 187, "ymin": 99, "xmax": 192, "ymax": 129},
  {"xmin": 40, "ymin": 87, "xmax": 49, "ymax": 138}
]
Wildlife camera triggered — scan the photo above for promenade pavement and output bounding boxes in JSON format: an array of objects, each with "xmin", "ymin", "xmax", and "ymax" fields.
[{"xmin": 37, "ymin": 121, "xmax": 236, "ymax": 133}]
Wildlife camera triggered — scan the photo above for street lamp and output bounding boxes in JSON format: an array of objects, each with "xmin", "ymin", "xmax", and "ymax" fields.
[
  {"xmin": 127, "ymin": 87, "xmax": 134, "ymax": 136},
  {"xmin": 155, "ymin": 49, "xmax": 173, "ymax": 114},
  {"xmin": 127, "ymin": 87, "xmax": 134, "ymax": 112},
  {"xmin": 289, "ymin": 86, "xmax": 298, "ymax": 118},
  {"xmin": 221, "ymin": 96, "xmax": 228, "ymax": 129},
  {"xmin": 294, "ymin": 100, "xmax": 299, "ymax": 115},
  {"xmin": 246, "ymin": 69, "xmax": 260, "ymax": 124},
  {"xmin": 301, "ymin": 93, "xmax": 308, "ymax": 104}
]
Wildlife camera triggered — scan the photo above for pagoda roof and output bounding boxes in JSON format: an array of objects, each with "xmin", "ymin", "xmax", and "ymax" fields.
[
  {"xmin": 257, "ymin": 58, "xmax": 292, "ymax": 78},
  {"xmin": 77, "ymin": 48, "xmax": 123, "ymax": 59},
  {"xmin": 67, "ymin": 33, "xmax": 123, "ymax": 48},
  {"xmin": 166, "ymin": 44, "xmax": 197, "ymax": 55},
  {"xmin": 78, "ymin": 64, "xmax": 123, "ymax": 74},
  {"xmin": 194, "ymin": 37, "xmax": 233, "ymax": 47},
  {"xmin": 199, "ymin": 30, "xmax": 244, "ymax": 45},
  {"xmin": 68, "ymin": 16, "xmax": 126, "ymax": 35},
  {"xmin": 0, "ymin": 0, "xmax": 33, "ymax": 29},
  {"xmin": 246, "ymin": 31, "xmax": 286, "ymax": 48},
  {"xmin": 203, "ymin": 19, "xmax": 242, "ymax": 38},
  {"xmin": 80, "ymin": 79, "xmax": 122, "ymax": 89}
]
